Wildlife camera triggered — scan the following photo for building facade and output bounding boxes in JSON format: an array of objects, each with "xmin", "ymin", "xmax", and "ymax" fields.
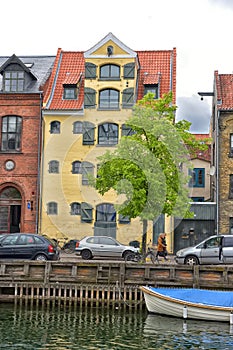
[
  {"xmin": 211, "ymin": 70, "xmax": 233, "ymax": 234},
  {"xmin": 0, "ymin": 54, "xmax": 55, "ymax": 233},
  {"xmin": 40, "ymin": 33, "xmax": 176, "ymax": 245}
]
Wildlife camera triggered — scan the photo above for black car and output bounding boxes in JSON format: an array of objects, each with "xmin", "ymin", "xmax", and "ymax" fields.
[{"xmin": 0, "ymin": 233, "xmax": 60, "ymax": 261}]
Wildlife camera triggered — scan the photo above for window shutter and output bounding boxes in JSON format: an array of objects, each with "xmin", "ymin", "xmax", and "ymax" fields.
[
  {"xmin": 84, "ymin": 87, "xmax": 96, "ymax": 108},
  {"xmin": 85, "ymin": 63, "xmax": 97, "ymax": 79},
  {"xmin": 121, "ymin": 124, "xmax": 135, "ymax": 136},
  {"xmin": 82, "ymin": 161, "xmax": 94, "ymax": 185},
  {"xmin": 122, "ymin": 88, "xmax": 134, "ymax": 108},
  {"xmin": 81, "ymin": 202, "xmax": 93, "ymax": 222},
  {"xmin": 83, "ymin": 122, "xmax": 95, "ymax": 145},
  {"xmin": 123, "ymin": 63, "xmax": 135, "ymax": 79}
]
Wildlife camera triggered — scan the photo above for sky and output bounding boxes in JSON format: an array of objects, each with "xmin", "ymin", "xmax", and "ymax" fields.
[{"xmin": 1, "ymin": 0, "xmax": 233, "ymax": 133}]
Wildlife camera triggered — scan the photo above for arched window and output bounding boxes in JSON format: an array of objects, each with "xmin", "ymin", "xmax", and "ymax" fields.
[
  {"xmin": 1, "ymin": 116, "xmax": 22, "ymax": 151},
  {"xmin": 50, "ymin": 121, "xmax": 60, "ymax": 134},
  {"xmin": 99, "ymin": 89, "xmax": 119, "ymax": 109},
  {"xmin": 70, "ymin": 202, "xmax": 81, "ymax": 215},
  {"xmin": 73, "ymin": 121, "xmax": 83, "ymax": 134},
  {"xmin": 72, "ymin": 161, "xmax": 82, "ymax": 174},
  {"xmin": 47, "ymin": 202, "xmax": 57, "ymax": 215},
  {"xmin": 96, "ymin": 203, "xmax": 116, "ymax": 222},
  {"xmin": 98, "ymin": 123, "xmax": 118, "ymax": 145},
  {"xmin": 48, "ymin": 160, "xmax": 59, "ymax": 173},
  {"xmin": 100, "ymin": 64, "xmax": 120, "ymax": 79}
]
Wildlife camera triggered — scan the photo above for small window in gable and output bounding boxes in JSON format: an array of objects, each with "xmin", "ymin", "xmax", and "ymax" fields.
[
  {"xmin": 50, "ymin": 121, "xmax": 60, "ymax": 134},
  {"xmin": 49, "ymin": 160, "xmax": 59, "ymax": 173},
  {"xmin": 144, "ymin": 85, "xmax": 159, "ymax": 99},
  {"xmin": 47, "ymin": 202, "xmax": 57, "ymax": 215},
  {"xmin": 70, "ymin": 202, "xmax": 81, "ymax": 215},
  {"xmin": 4, "ymin": 71, "xmax": 24, "ymax": 92},
  {"xmin": 63, "ymin": 84, "xmax": 77, "ymax": 100},
  {"xmin": 73, "ymin": 121, "xmax": 83, "ymax": 134}
]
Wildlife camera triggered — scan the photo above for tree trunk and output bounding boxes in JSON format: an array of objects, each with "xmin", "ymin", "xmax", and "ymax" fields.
[{"xmin": 142, "ymin": 219, "xmax": 148, "ymax": 259}]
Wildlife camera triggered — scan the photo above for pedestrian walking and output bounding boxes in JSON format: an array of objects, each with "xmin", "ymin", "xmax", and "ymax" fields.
[{"xmin": 156, "ymin": 233, "xmax": 168, "ymax": 261}]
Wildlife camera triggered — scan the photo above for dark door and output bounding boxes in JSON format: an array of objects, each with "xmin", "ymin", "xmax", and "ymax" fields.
[{"xmin": 10, "ymin": 205, "xmax": 21, "ymax": 232}]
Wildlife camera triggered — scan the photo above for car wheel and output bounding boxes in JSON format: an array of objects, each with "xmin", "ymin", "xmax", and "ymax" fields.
[
  {"xmin": 184, "ymin": 255, "xmax": 199, "ymax": 266},
  {"xmin": 35, "ymin": 254, "xmax": 48, "ymax": 261},
  {"xmin": 81, "ymin": 249, "xmax": 92, "ymax": 260},
  {"xmin": 124, "ymin": 252, "xmax": 135, "ymax": 262}
]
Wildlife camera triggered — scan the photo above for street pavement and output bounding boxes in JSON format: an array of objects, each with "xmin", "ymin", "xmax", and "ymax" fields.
[{"xmin": 60, "ymin": 251, "xmax": 176, "ymax": 264}]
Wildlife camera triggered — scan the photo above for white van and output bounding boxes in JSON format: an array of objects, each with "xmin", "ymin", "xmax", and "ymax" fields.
[{"xmin": 175, "ymin": 235, "xmax": 233, "ymax": 265}]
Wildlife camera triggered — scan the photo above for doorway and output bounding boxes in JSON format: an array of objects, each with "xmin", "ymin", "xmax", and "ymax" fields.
[{"xmin": 0, "ymin": 187, "xmax": 22, "ymax": 233}]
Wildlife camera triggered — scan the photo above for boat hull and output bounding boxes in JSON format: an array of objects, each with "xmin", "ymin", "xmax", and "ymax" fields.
[{"xmin": 141, "ymin": 286, "xmax": 233, "ymax": 322}]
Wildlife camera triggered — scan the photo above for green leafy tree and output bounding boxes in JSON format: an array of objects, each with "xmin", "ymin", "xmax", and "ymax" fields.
[{"xmin": 93, "ymin": 92, "xmax": 209, "ymax": 255}]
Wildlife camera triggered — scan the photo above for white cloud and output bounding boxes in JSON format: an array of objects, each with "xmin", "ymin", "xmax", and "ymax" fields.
[{"xmin": 1, "ymin": 0, "xmax": 232, "ymax": 133}]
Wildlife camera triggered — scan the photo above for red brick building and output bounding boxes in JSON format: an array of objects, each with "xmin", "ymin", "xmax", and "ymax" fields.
[{"xmin": 0, "ymin": 55, "xmax": 55, "ymax": 233}]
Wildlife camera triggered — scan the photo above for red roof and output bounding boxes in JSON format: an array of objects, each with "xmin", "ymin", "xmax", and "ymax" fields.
[
  {"xmin": 44, "ymin": 46, "xmax": 176, "ymax": 110},
  {"xmin": 44, "ymin": 50, "xmax": 84, "ymax": 110},
  {"xmin": 191, "ymin": 133, "xmax": 211, "ymax": 162},
  {"xmin": 137, "ymin": 49, "xmax": 176, "ymax": 104},
  {"xmin": 214, "ymin": 70, "xmax": 233, "ymax": 110}
]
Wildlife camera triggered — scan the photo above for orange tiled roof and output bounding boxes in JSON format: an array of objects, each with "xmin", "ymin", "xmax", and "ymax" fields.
[
  {"xmin": 190, "ymin": 133, "xmax": 211, "ymax": 162},
  {"xmin": 215, "ymin": 70, "xmax": 233, "ymax": 110},
  {"xmin": 44, "ymin": 47, "xmax": 176, "ymax": 110},
  {"xmin": 44, "ymin": 50, "xmax": 84, "ymax": 110},
  {"xmin": 137, "ymin": 49, "xmax": 176, "ymax": 104}
]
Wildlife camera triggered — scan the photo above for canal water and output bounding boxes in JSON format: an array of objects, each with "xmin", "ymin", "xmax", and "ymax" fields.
[{"xmin": 0, "ymin": 302, "xmax": 233, "ymax": 349}]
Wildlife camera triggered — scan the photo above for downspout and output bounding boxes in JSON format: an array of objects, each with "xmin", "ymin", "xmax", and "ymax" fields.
[
  {"xmin": 216, "ymin": 109, "xmax": 220, "ymax": 235},
  {"xmin": 35, "ymin": 92, "xmax": 43, "ymax": 234}
]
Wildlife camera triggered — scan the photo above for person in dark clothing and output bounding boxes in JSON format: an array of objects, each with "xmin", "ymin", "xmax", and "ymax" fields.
[{"xmin": 156, "ymin": 233, "xmax": 168, "ymax": 261}]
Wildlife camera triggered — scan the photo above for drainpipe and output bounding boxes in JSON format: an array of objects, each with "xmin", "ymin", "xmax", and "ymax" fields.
[
  {"xmin": 216, "ymin": 110, "xmax": 220, "ymax": 235},
  {"xmin": 36, "ymin": 93, "xmax": 43, "ymax": 234}
]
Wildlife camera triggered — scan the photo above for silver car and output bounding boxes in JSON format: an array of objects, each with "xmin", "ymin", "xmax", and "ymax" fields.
[
  {"xmin": 75, "ymin": 236, "xmax": 139, "ymax": 260},
  {"xmin": 175, "ymin": 235, "xmax": 233, "ymax": 265}
]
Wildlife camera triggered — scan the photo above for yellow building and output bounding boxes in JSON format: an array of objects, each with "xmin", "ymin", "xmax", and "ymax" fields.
[{"xmin": 40, "ymin": 33, "xmax": 176, "ymax": 247}]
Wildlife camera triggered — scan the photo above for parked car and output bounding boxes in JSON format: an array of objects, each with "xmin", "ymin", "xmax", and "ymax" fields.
[
  {"xmin": 175, "ymin": 234, "xmax": 233, "ymax": 265},
  {"xmin": 0, "ymin": 233, "xmax": 60, "ymax": 261},
  {"xmin": 75, "ymin": 236, "xmax": 139, "ymax": 260}
]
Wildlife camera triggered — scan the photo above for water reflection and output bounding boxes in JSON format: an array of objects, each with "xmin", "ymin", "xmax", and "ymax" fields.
[
  {"xmin": 0, "ymin": 303, "xmax": 232, "ymax": 349},
  {"xmin": 144, "ymin": 314, "xmax": 233, "ymax": 349}
]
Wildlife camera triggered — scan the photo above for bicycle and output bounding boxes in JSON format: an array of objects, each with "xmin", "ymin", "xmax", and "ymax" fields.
[
  {"xmin": 52, "ymin": 238, "xmax": 79, "ymax": 254},
  {"xmin": 124, "ymin": 247, "xmax": 157, "ymax": 263}
]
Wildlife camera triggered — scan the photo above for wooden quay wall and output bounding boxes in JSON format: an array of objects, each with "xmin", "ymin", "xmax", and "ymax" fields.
[{"xmin": 0, "ymin": 260, "xmax": 233, "ymax": 308}]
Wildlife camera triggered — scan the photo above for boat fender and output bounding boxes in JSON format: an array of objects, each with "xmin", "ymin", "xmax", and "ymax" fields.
[
  {"xmin": 183, "ymin": 305, "xmax": 188, "ymax": 319},
  {"xmin": 230, "ymin": 312, "xmax": 233, "ymax": 325}
]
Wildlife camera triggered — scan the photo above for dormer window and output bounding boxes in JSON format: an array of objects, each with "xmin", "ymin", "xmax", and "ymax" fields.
[
  {"xmin": 63, "ymin": 84, "xmax": 77, "ymax": 100},
  {"xmin": 4, "ymin": 71, "xmax": 24, "ymax": 92},
  {"xmin": 144, "ymin": 84, "xmax": 158, "ymax": 99}
]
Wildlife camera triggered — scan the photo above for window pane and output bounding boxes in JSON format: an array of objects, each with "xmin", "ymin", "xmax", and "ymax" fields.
[
  {"xmin": 1, "ymin": 116, "xmax": 22, "ymax": 151},
  {"xmin": 98, "ymin": 123, "xmax": 118, "ymax": 145},
  {"xmin": 99, "ymin": 89, "xmax": 119, "ymax": 109}
]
